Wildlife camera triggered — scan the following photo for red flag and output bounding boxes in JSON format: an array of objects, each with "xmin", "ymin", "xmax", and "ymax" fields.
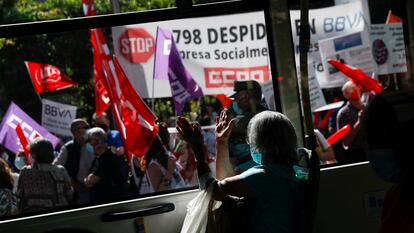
[
  {"xmin": 327, "ymin": 124, "xmax": 351, "ymax": 145},
  {"xmin": 319, "ymin": 109, "xmax": 334, "ymax": 130},
  {"xmin": 24, "ymin": 61, "xmax": 77, "ymax": 94},
  {"xmin": 82, "ymin": 0, "xmax": 96, "ymax": 16},
  {"xmin": 111, "ymin": 56, "xmax": 159, "ymax": 157},
  {"xmin": 210, "ymin": 94, "xmax": 232, "ymax": 108},
  {"xmin": 328, "ymin": 60, "xmax": 384, "ymax": 94},
  {"xmin": 15, "ymin": 124, "xmax": 31, "ymax": 165},
  {"xmin": 91, "ymin": 33, "xmax": 111, "ymax": 117},
  {"xmin": 83, "ymin": 0, "xmax": 111, "ymax": 117},
  {"xmin": 386, "ymin": 10, "xmax": 402, "ymax": 24},
  {"xmin": 83, "ymin": 0, "xmax": 158, "ymax": 157}
]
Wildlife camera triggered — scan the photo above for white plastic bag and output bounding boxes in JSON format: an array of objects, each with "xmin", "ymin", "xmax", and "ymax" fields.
[{"xmin": 180, "ymin": 184, "xmax": 215, "ymax": 233}]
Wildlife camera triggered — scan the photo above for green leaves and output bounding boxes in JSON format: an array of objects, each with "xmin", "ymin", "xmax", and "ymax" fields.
[{"xmin": 0, "ymin": 0, "xmax": 175, "ymax": 124}]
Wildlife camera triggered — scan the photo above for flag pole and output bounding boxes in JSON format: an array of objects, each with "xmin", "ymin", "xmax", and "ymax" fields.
[
  {"xmin": 392, "ymin": 73, "xmax": 399, "ymax": 91},
  {"xmin": 151, "ymin": 26, "xmax": 160, "ymax": 114}
]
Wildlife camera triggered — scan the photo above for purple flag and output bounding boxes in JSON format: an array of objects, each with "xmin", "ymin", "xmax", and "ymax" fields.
[
  {"xmin": 153, "ymin": 27, "xmax": 171, "ymax": 81},
  {"xmin": 154, "ymin": 27, "xmax": 204, "ymax": 114},
  {"xmin": 0, "ymin": 102, "xmax": 60, "ymax": 153}
]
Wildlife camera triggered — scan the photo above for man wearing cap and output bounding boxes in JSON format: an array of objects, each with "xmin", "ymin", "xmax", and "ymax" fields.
[
  {"xmin": 217, "ymin": 80, "xmax": 267, "ymax": 179},
  {"xmin": 229, "ymin": 80, "xmax": 267, "ymax": 118},
  {"xmin": 53, "ymin": 119, "xmax": 95, "ymax": 205}
]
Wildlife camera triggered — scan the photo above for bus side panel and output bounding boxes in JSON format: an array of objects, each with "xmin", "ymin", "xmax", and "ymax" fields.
[{"xmin": 314, "ymin": 162, "xmax": 392, "ymax": 233}]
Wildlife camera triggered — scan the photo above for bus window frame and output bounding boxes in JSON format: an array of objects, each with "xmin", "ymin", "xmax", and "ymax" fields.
[{"xmin": 0, "ymin": 0, "xmax": 309, "ymax": 221}]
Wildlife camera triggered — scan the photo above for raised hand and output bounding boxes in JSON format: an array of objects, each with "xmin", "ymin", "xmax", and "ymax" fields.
[
  {"xmin": 176, "ymin": 116, "xmax": 204, "ymax": 147},
  {"xmin": 215, "ymin": 110, "xmax": 236, "ymax": 144},
  {"xmin": 176, "ymin": 117, "xmax": 207, "ymax": 164}
]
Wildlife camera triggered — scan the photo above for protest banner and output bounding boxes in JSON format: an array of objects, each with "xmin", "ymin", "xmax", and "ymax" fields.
[
  {"xmin": 289, "ymin": 1, "xmax": 370, "ymax": 88},
  {"xmin": 0, "ymin": 102, "xmax": 60, "ymax": 153},
  {"xmin": 112, "ymin": 11, "xmax": 271, "ymax": 98},
  {"xmin": 41, "ymin": 99, "xmax": 77, "ymax": 137},
  {"xmin": 370, "ymin": 23, "xmax": 407, "ymax": 75},
  {"xmin": 319, "ymin": 29, "xmax": 377, "ymax": 87}
]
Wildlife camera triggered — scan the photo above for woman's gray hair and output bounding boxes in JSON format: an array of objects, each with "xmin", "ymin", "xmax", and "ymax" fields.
[
  {"xmin": 247, "ymin": 111, "xmax": 298, "ymax": 165},
  {"xmin": 29, "ymin": 138, "xmax": 54, "ymax": 164},
  {"xmin": 87, "ymin": 127, "xmax": 108, "ymax": 143}
]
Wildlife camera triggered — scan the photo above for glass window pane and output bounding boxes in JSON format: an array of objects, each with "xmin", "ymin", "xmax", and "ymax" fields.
[
  {"xmin": 288, "ymin": 0, "xmax": 413, "ymax": 166},
  {"xmin": 0, "ymin": 10, "xmax": 280, "ymax": 220}
]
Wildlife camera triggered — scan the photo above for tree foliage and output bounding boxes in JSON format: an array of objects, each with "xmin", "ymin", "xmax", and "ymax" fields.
[{"xmin": 0, "ymin": 0, "xmax": 175, "ymax": 123}]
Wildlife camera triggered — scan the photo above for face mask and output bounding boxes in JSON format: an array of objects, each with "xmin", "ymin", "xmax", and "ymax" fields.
[
  {"xmin": 82, "ymin": 132, "xmax": 88, "ymax": 142},
  {"xmin": 85, "ymin": 143, "xmax": 95, "ymax": 155},
  {"xmin": 367, "ymin": 149, "xmax": 401, "ymax": 183},
  {"xmin": 232, "ymin": 101, "xmax": 243, "ymax": 116},
  {"xmin": 14, "ymin": 156, "xmax": 26, "ymax": 170},
  {"xmin": 229, "ymin": 143, "xmax": 251, "ymax": 162},
  {"xmin": 249, "ymin": 145, "xmax": 263, "ymax": 165}
]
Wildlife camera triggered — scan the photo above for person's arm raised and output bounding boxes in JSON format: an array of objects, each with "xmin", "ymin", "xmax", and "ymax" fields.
[
  {"xmin": 176, "ymin": 117, "xmax": 211, "ymax": 189},
  {"xmin": 215, "ymin": 110, "xmax": 236, "ymax": 180}
]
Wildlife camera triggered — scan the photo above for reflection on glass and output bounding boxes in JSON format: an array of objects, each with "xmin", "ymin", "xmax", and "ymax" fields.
[
  {"xmin": 0, "ymin": 10, "xmax": 277, "ymax": 218},
  {"xmin": 289, "ymin": 1, "xmax": 413, "ymax": 166}
]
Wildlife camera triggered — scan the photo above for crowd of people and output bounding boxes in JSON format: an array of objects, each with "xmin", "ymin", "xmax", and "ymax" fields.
[
  {"xmin": 0, "ymin": 79, "xmax": 272, "ymax": 218},
  {"xmin": 0, "ymin": 113, "xmax": 200, "ymax": 217},
  {"xmin": 2, "ymin": 76, "xmax": 408, "ymax": 233}
]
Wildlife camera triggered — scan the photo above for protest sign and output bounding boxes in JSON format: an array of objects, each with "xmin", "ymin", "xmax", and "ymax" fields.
[
  {"xmin": 112, "ymin": 11, "xmax": 271, "ymax": 98},
  {"xmin": 319, "ymin": 29, "xmax": 376, "ymax": 87},
  {"xmin": 0, "ymin": 102, "xmax": 60, "ymax": 153},
  {"xmin": 289, "ymin": 1, "xmax": 370, "ymax": 88},
  {"xmin": 297, "ymin": 65, "xmax": 327, "ymax": 112},
  {"xmin": 41, "ymin": 99, "xmax": 77, "ymax": 137},
  {"xmin": 370, "ymin": 23, "xmax": 407, "ymax": 74}
]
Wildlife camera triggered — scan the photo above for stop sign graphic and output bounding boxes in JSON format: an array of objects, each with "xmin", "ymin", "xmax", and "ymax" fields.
[{"xmin": 119, "ymin": 28, "xmax": 155, "ymax": 64}]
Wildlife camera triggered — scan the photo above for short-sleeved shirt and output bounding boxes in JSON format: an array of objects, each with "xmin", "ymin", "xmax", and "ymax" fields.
[
  {"xmin": 90, "ymin": 149, "xmax": 123, "ymax": 204},
  {"xmin": 336, "ymin": 102, "xmax": 366, "ymax": 150},
  {"xmin": 239, "ymin": 164, "xmax": 305, "ymax": 233}
]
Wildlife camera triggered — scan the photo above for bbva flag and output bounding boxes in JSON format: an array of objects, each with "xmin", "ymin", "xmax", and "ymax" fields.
[{"xmin": 25, "ymin": 61, "xmax": 77, "ymax": 94}]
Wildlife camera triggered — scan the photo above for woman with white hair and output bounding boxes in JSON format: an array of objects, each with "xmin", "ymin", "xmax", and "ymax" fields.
[
  {"xmin": 84, "ymin": 127, "xmax": 123, "ymax": 204},
  {"xmin": 176, "ymin": 110, "xmax": 305, "ymax": 233}
]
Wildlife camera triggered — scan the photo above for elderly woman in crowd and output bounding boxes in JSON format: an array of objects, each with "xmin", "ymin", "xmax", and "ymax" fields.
[
  {"xmin": 17, "ymin": 138, "xmax": 73, "ymax": 214},
  {"xmin": 176, "ymin": 110, "xmax": 305, "ymax": 233}
]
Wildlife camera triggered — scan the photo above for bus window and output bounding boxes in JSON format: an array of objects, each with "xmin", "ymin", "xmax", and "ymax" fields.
[
  {"xmin": 288, "ymin": 0, "xmax": 413, "ymax": 166},
  {"xmin": 0, "ymin": 8, "xmax": 281, "ymax": 221}
]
